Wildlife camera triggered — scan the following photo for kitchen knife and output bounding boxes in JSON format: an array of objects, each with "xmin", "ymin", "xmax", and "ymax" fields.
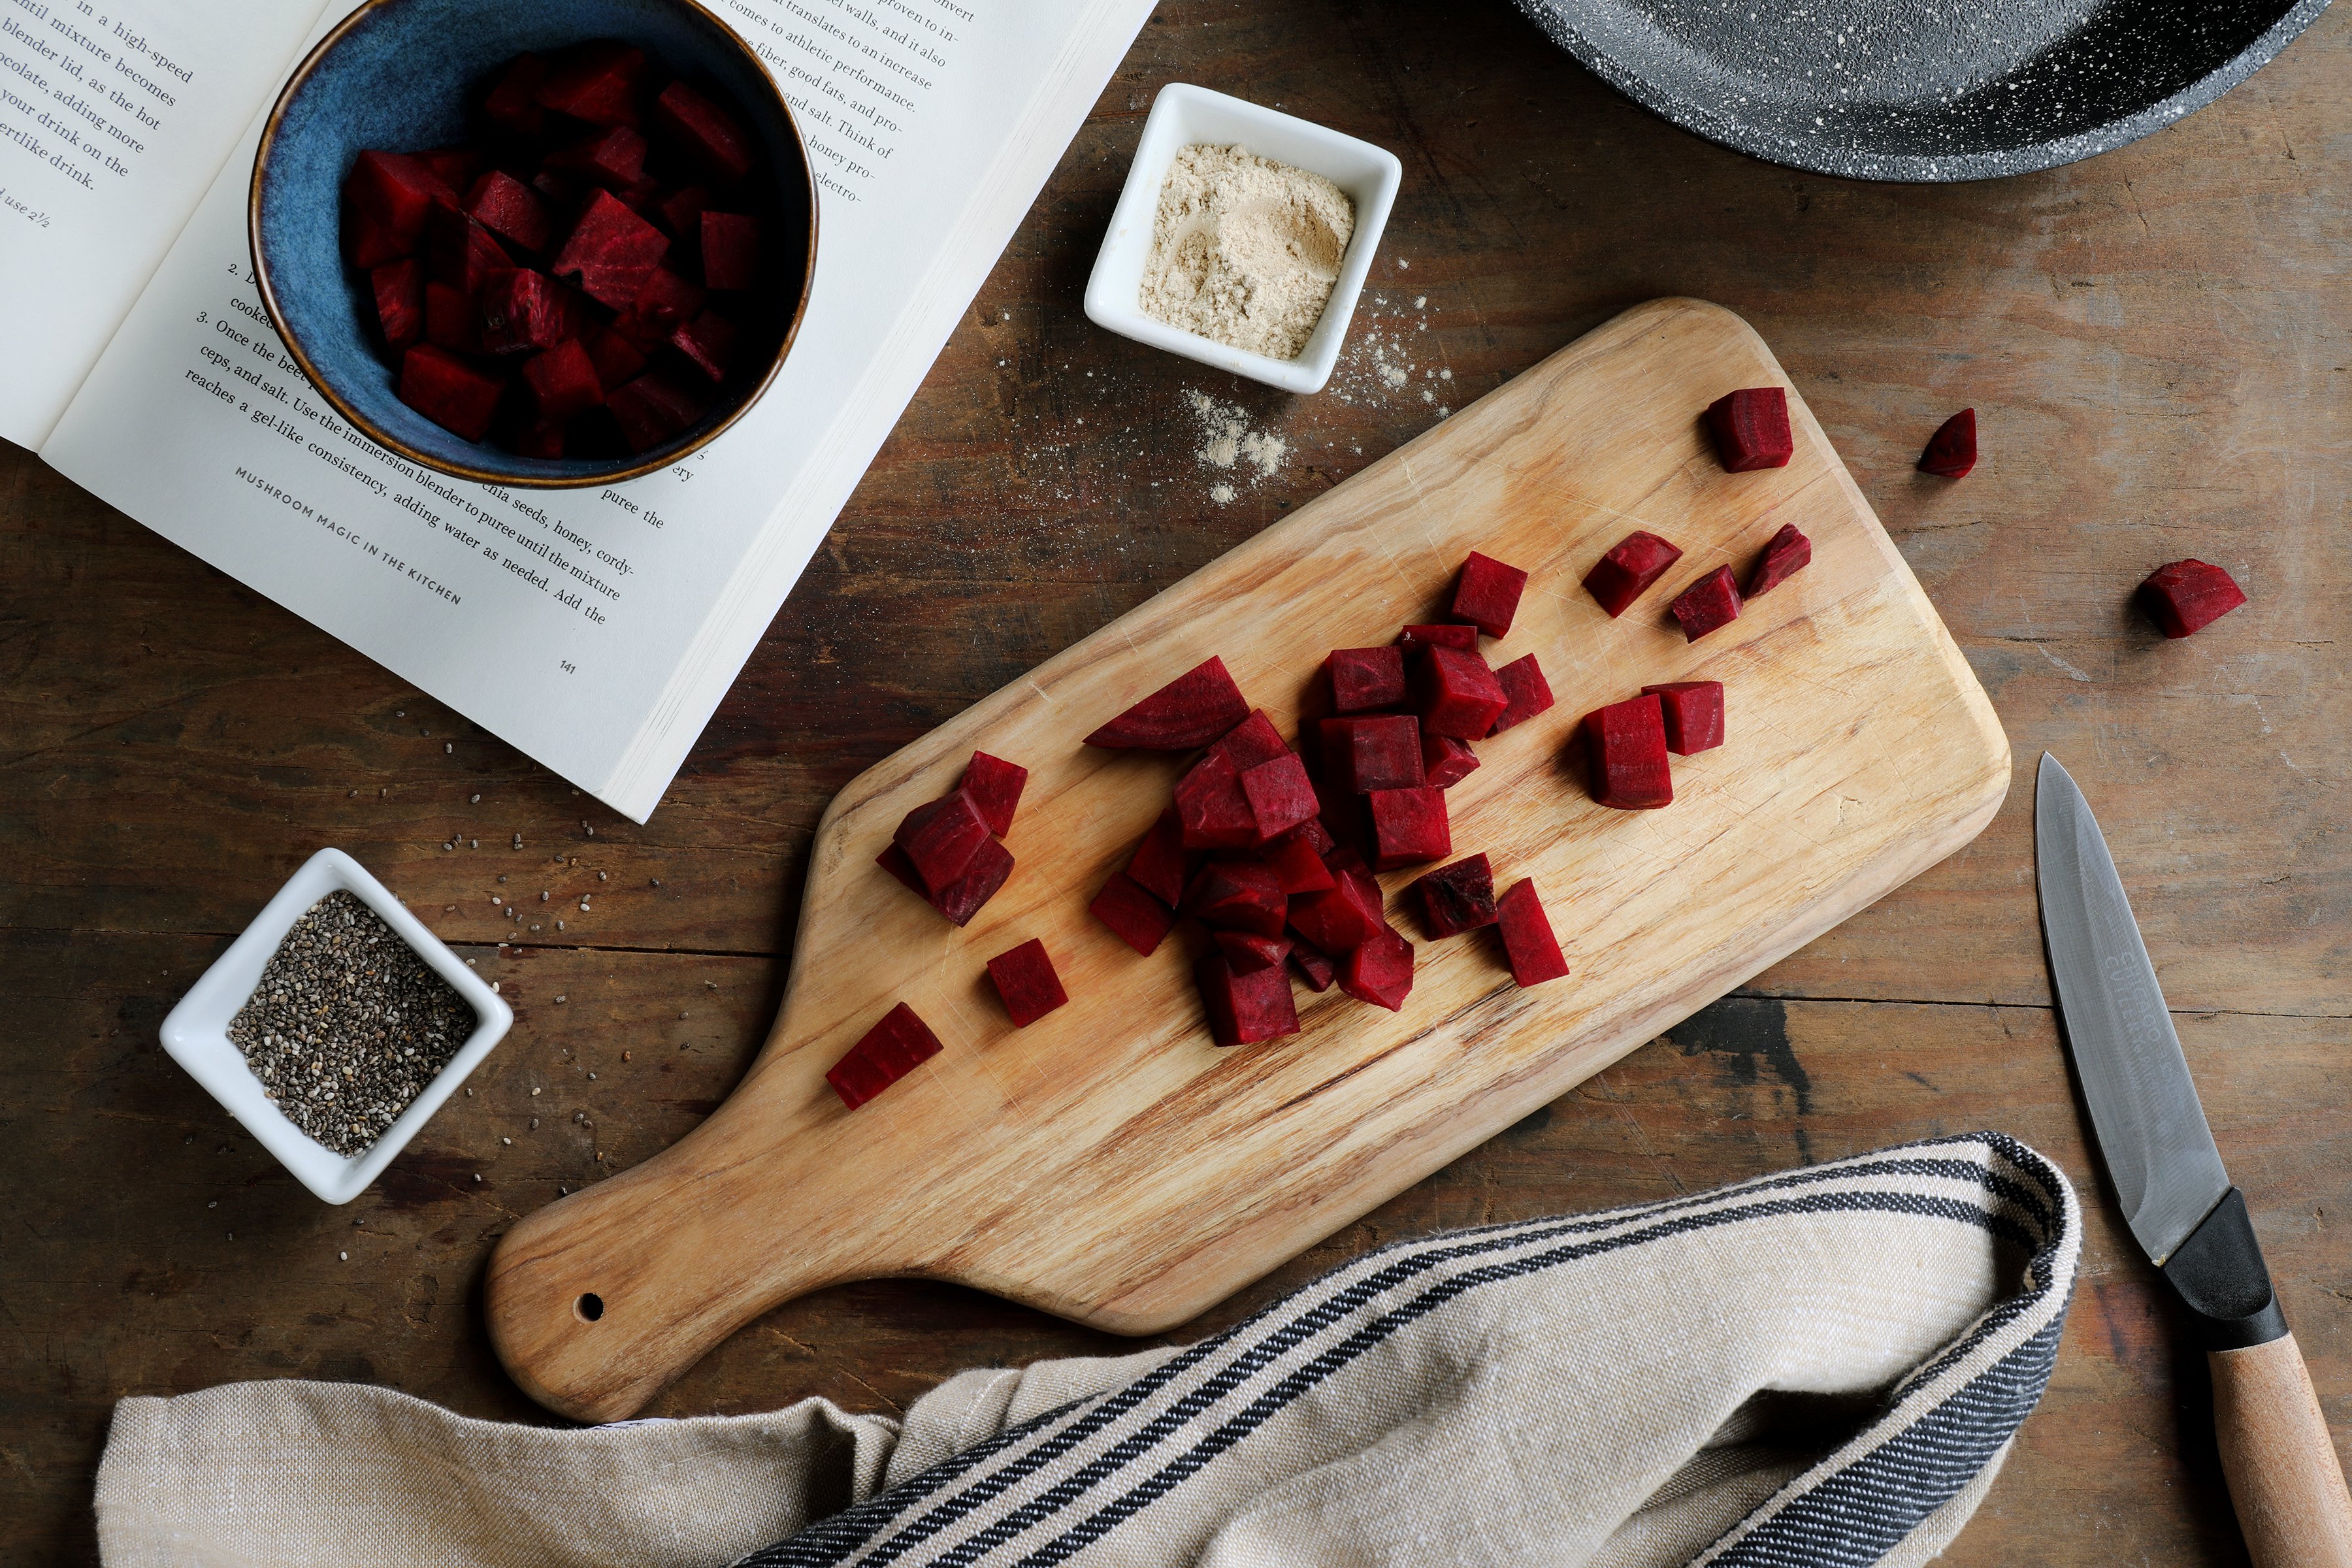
[{"xmin": 2036, "ymin": 752, "xmax": 2352, "ymax": 1567}]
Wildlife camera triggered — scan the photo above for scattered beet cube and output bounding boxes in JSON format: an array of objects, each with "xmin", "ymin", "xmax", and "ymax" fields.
[
  {"xmin": 480, "ymin": 269, "xmax": 570, "ymax": 355},
  {"xmin": 1450, "ymin": 551, "xmax": 1527, "ymax": 638},
  {"xmin": 701, "ymin": 210, "xmax": 760, "ymax": 289},
  {"xmin": 1086, "ymin": 656, "xmax": 1251, "ymax": 749},
  {"xmin": 1327, "ymin": 645, "xmax": 1407, "ymax": 714},
  {"xmin": 547, "ymin": 125, "xmax": 650, "ymax": 192},
  {"xmin": 1184, "ymin": 859, "xmax": 1287, "ymax": 938},
  {"xmin": 1414, "ymin": 645, "xmax": 1510, "ymax": 739},
  {"xmin": 534, "ymin": 41, "xmax": 647, "ymax": 129},
  {"xmin": 1669, "ymin": 566, "xmax": 1742, "ymax": 643},
  {"xmin": 1583, "ymin": 694, "xmax": 1673, "ymax": 809},
  {"xmin": 482, "ymin": 53, "xmax": 548, "ymax": 139},
  {"xmin": 958, "ymin": 752, "xmax": 1027, "ymax": 836},
  {"xmin": 551, "ymin": 189, "xmax": 671, "ymax": 309},
  {"xmin": 671, "ymin": 308, "xmax": 738, "ymax": 382},
  {"xmin": 397, "ymin": 345, "xmax": 505, "ymax": 442},
  {"xmin": 1208, "ymin": 710, "xmax": 1289, "ymax": 773},
  {"xmin": 521, "ymin": 338, "xmax": 603, "ymax": 421},
  {"xmin": 1418, "ymin": 733, "xmax": 1479, "ymax": 789},
  {"xmin": 892, "ymin": 789, "xmax": 990, "ymax": 892},
  {"xmin": 1264, "ymin": 832, "xmax": 1335, "ymax": 894},
  {"xmin": 370, "ymin": 259, "xmax": 425, "ymax": 353},
  {"xmin": 654, "ymin": 79, "xmax": 757, "ymax": 184},
  {"xmin": 1642, "ymin": 681, "xmax": 1725, "ymax": 755},
  {"xmin": 1240, "ymin": 753, "xmax": 1318, "ymax": 843},
  {"xmin": 1289, "ymin": 862, "xmax": 1384, "ymax": 955},
  {"xmin": 1415, "ymin": 854, "xmax": 1497, "ymax": 939},
  {"xmin": 1320, "ymin": 715, "xmax": 1423, "ymax": 794},
  {"xmin": 1398, "ymin": 623, "xmax": 1479, "ymax": 651},
  {"xmin": 342, "ymin": 150, "xmax": 447, "ymax": 270},
  {"xmin": 465, "ymin": 170, "xmax": 552, "ymax": 254},
  {"xmin": 986, "ymin": 939, "xmax": 1067, "ymax": 1028},
  {"xmin": 1339, "ymin": 928, "xmax": 1414, "ymax": 1011},
  {"xmin": 1487, "ymin": 654, "xmax": 1554, "ymax": 736},
  {"xmin": 826, "ymin": 1002, "xmax": 942, "ymax": 1110},
  {"xmin": 1369, "ymin": 786, "xmax": 1450, "ymax": 870},
  {"xmin": 2140, "ymin": 559, "xmax": 2246, "ymax": 638},
  {"xmin": 1744, "ymin": 523, "xmax": 1812, "ymax": 599},
  {"xmin": 1175, "ymin": 751, "xmax": 1257, "ymax": 851},
  {"xmin": 1583, "ymin": 531, "xmax": 1683, "ymax": 617},
  {"xmin": 1194, "ymin": 954, "xmax": 1300, "ymax": 1047},
  {"xmin": 1706, "ymin": 386, "xmax": 1793, "ymax": 472},
  {"xmin": 1495, "ymin": 881, "xmax": 1569, "ymax": 987},
  {"xmin": 1126, "ymin": 810, "xmax": 1191, "ymax": 907},
  {"xmin": 1289, "ymin": 940, "xmax": 1337, "ymax": 992},
  {"xmin": 1918, "ymin": 408, "xmax": 1977, "ymax": 478},
  {"xmin": 926, "ymin": 838, "xmax": 1013, "ymax": 926},
  {"xmin": 1215, "ymin": 930, "xmax": 1291, "ymax": 975},
  {"xmin": 1091, "ymin": 871, "xmax": 1175, "ymax": 956},
  {"xmin": 607, "ymin": 370, "xmax": 709, "ymax": 453}
]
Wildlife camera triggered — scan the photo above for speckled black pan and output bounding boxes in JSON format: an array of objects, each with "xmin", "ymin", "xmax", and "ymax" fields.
[{"xmin": 1512, "ymin": 0, "xmax": 2330, "ymax": 182}]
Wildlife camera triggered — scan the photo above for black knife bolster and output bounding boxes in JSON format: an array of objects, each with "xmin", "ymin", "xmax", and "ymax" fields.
[{"xmin": 2163, "ymin": 1188, "xmax": 2289, "ymax": 1350}]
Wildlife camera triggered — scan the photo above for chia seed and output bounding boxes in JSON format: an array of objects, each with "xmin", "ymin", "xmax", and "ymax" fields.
[{"xmin": 226, "ymin": 891, "xmax": 477, "ymax": 1156}]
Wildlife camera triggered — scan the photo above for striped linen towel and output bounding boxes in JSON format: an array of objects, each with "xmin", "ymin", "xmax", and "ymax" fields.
[{"xmin": 96, "ymin": 1132, "xmax": 2077, "ymax": 1568}]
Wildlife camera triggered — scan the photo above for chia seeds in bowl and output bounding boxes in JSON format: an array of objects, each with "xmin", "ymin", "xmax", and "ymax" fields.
[{"xmin": 227, "ymin": 889, "xmax": 478, "ymax": 1156}]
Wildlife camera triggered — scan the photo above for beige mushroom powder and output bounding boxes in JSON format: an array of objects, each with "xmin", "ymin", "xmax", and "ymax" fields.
[{"xmin": 1139, "ymin": 143, "xmax": 1355, "ymax": 361}]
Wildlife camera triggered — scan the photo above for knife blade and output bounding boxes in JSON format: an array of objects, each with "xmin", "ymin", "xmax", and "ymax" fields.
[{"xmin": 2035, "ymin": 752, "xmax": 2352, "ymax": 1567}]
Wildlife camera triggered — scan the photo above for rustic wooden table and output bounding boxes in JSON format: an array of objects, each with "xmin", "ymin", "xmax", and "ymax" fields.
[{"xmin": 5, "ymin": 3, "xmax": 2346, "ymax": 1561}]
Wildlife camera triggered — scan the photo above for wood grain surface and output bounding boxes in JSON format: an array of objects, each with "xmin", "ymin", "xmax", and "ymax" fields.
[
  {"xmin": 483, "ymin": 298, "xmax": 2008, "ymax": 1422},
  {"xmin": 3, "ymin": 0, "xmax": 2347, "ymax": 1561},
  {"xmin": 2210, "ymin": 1335, "xmax": 2352, "ymax": 1568}
]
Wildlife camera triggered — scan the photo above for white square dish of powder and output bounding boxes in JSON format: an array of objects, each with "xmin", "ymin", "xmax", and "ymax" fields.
[{"xmin": 1139, "ymin": 143, "xmax": 1356, "ymax": 363}]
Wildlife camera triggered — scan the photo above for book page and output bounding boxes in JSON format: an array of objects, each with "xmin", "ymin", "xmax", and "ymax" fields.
[
  {"xmin": 42, "ymin": 0, "xmax": 1155, "ymax": 821},
  {"xmin": 0, "ymin": 0, "xmax": 325, "ymax": 448}
]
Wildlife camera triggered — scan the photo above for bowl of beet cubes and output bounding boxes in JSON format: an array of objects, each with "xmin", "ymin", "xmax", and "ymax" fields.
[{"xmin": 250, "ymin": 0, "xmax": 816, "ymax": 487}]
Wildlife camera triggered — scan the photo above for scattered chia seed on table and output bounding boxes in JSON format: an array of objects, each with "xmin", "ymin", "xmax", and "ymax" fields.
[{"xmin": 226, "ymin": 891, "xmax": 477, "ymax": 1156}]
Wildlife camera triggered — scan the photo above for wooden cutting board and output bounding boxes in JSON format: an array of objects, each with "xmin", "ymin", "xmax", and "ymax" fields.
[{"xmin": 485, "ymin": 298, "xmax": 2009, "ymax": 1422}]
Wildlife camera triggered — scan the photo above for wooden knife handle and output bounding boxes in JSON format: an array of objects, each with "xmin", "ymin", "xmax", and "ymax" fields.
[{"xmin": 2210, "ymin": 1333, "xmax": 2352, "ymax": 1568}]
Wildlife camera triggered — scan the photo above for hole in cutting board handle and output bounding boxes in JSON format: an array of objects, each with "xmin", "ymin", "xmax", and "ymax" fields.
[{"xmin": 575, "ymin": 1292, "xmax": 604, "ymax": 1323}]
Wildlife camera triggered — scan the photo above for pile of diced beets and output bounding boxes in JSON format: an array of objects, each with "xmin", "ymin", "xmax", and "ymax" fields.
[{"xmin": 340, "ymin": 41, "xmax": 787, "ymax": 459}]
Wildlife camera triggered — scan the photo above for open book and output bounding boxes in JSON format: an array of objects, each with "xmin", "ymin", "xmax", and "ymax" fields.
[{"xmin": 2, "ymin": 0, "xmax": 1154, "ymax": 820}]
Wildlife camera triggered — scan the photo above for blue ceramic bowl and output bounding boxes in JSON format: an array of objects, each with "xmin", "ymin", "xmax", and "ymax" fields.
[{"xmin": 251, "ymin": 0, "xmax": 816, "ymax": 488}]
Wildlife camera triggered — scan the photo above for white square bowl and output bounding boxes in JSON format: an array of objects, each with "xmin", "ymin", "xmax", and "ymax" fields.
[
  {"xmin": 159, "ymin": 847, "xmax": 512, "ymax": 1204},
  {"xmin": 1084, "ymin": 83, "xmax": 1402, "ymax": 395}
]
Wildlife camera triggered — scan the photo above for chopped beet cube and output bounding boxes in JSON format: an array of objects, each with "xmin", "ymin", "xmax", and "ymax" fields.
[
  {"xmin": 1419, "ymin": 733, "xmax": 1479, "ymax": 790},
  {"xmin": 826, "ymin": 1002, "xmax": 941, "ymax": 1110},
  {"xmin": 1264, "ymin": 832, "xmax": 1335, "ymax": 894},
  {"xmin": 546, "ymin": 125, "xmax": 649, "ymax": 191},
  {"xmin": 1487, "ymin": 653, "xmax": 1555, "ymax": 736},
  {"xmin": 512, "ymin": 417, "xmax": 568, "ymax": 459},
  {"xmin": 423, "ymin": 281, "xmax": 480, "ymax": 353},
  {"xmin": 551, "ymin": 189, "xmax": 670, "ymax": 310},
  {"xmin": 1414, "ymin": 645, "xmax": 1510, "ymax": 739},
  {"xmin": 1706, "ymin": 386, "xmax": 1794, "ymax": 471},
  {"xmin": 1289, "ymin": 939, "xmax": 1337, "ymax": 992},
  {"xmin": 1369, "ymin": 786, "xmax": 1450, "ymax": 870},
  {"xmin": 659, "ymin": 186, "xmax": 714, "ymax": 240},
  {"xmin": 1125, "ymin": 809, "xmax": 1191, "ymax": 907},
  {"xmin": 1450, "ymin": 551, "xmax": 1528, "ymax": 638},
  {"xmin": 1240, "ymin": 754, "xmax": 1318, "ymax": 843},
  {"xmin": 875, "ymin": 842, "xmax": 926, "ymax": 899},
  {"xmin": 2140, "ymin": 559, "xmax": 2246, "ymax": 638},
  {"xmin": 522, "ymin": 338, "xmax": 602, "ymax": 421},
  {"xmin": 1398, "ymin": 623, "xmax": 1479, "ymax": 651},
  {"xmin": 1086, "ymin": 657, "xmax": 1251, "ymax": 749},
  {"xmin": 1327, "ymin": 645, "xmax": 1407, "ymax": 713},
  {"xmin": 986, "ymin": 939, "xmax": 1067, "ymax": 1028},
  {"xmin": 1208, "ymin": 710, "xmax": 1289, "ymax": 773},
  {"xmin": 701, "ymin": 210, "xmax": 760, "ymax": 290},
  {"xmin": 483, "ymin": 53, "xmax": 549, "ymax": 139},
  {"xmin": 585, "ymin": 325, "xmax": 651, "ymax": 390},
  {"xmin": 1288, "ymin": 863, "xmax": 1384, "ymax": 955},
  {"xmin": 1584, "ymin": 694, "xmax": 1673, "ymax": 809},
  {"xmin": 892, "ymin": 789, "xmax": 990, "ymax": 892},
  {"xmin": 1091, "ymin": 871, "xmax": 1174, "ymax": 955},
  {"xmin": 342, "ymin": 150, "xmax": 447, "ymax": 269},
  {"xmin": 1918, "ymin": 408, "xmax": 1977, "ymax": 478},
  {"xmin": 369, "ymin": 259, "xmax": 424, "ymax": 354},
  {"xmin": 531, "ymin": 167, "xmax": 583, "ymax": 208},
  {"xmin": 1416, "ymin": 854, "xmax": 1497, "ymax": 939},
  {"xmin": 479, "ymin": 269, "xmax": 568, "ymax": 355},
  {"xmin": 1184, "ymin": 859, "xmax": 1287, "ymax": 938},
  {"xmin": 1642, "ymin": 681, "xmax": 1725, "ymax": 755},
  {"xmin": 426, "ymin": 200, "xmax": 514, "ymax": 293},
  {"xmin": 534, "ymin": 41, "xmax": 647, "ymax": 129},
  {"xmin": 1320, "ymin": 715, "xmax": 1423, "ymax": 794},
  {"xmin": 1669, "ymin": 566, "xmax": 1742, "ymax": 642},
  {"xmin": 617, "ymin": 266, "xmax": 707, "ymax": 348},
  {"xmin": 1583, "ymin": 531, "xmax": 1683, "ymax": 617},
  {"xmin": 417, "ymin": 146, "xmax": 482, "ymax": 193},
  {"xmin": 465, "ymin": 170, "xmax": 552, "ymax": 254},
  {"xmin": 1339, "ymin": 928, "xmax": 1415, "ymax": 1011},
  {"xmin": 1495, "ymin": 880, "xmax": 1569, "ymax": 986},
  {"xmin": 958, "ymin": 752, "xmax": 1026, "ymax": 836},
  {"xmin": 396, "ymin": 345, "xmax": 504, "ymax": 442},
  {"xmin": 1745, "ymin": 523, "xmax": 1812, "ymax": 599},
  {"xmin": 670, "ymin": 308, "xmax": 738, "ymax": 382},
  {"xmin": 1175, "ymin": 751, "xmax": 1256, "ymax": 850},
  {"xmin": 927, "ymin": 837, "xmax": 1013, "ymax": 926},
  {"xmin": 1289, "ymin": 816, "xmax": 1335, "ymax": 855},
  {"xmin": 654, "ymin": 79, "xmax": 757, "ymax": 184},
  {"xmin": 607, "ymin": 370, "xmax": 708, "ymax": 453},
  {"xmin": 1215, "ymin": 930, "xmax": 1291, "ymax": 975},
  {"xmin": 1194, "ymin": 954, "xmax": 1300, "ymax": 1047}
]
